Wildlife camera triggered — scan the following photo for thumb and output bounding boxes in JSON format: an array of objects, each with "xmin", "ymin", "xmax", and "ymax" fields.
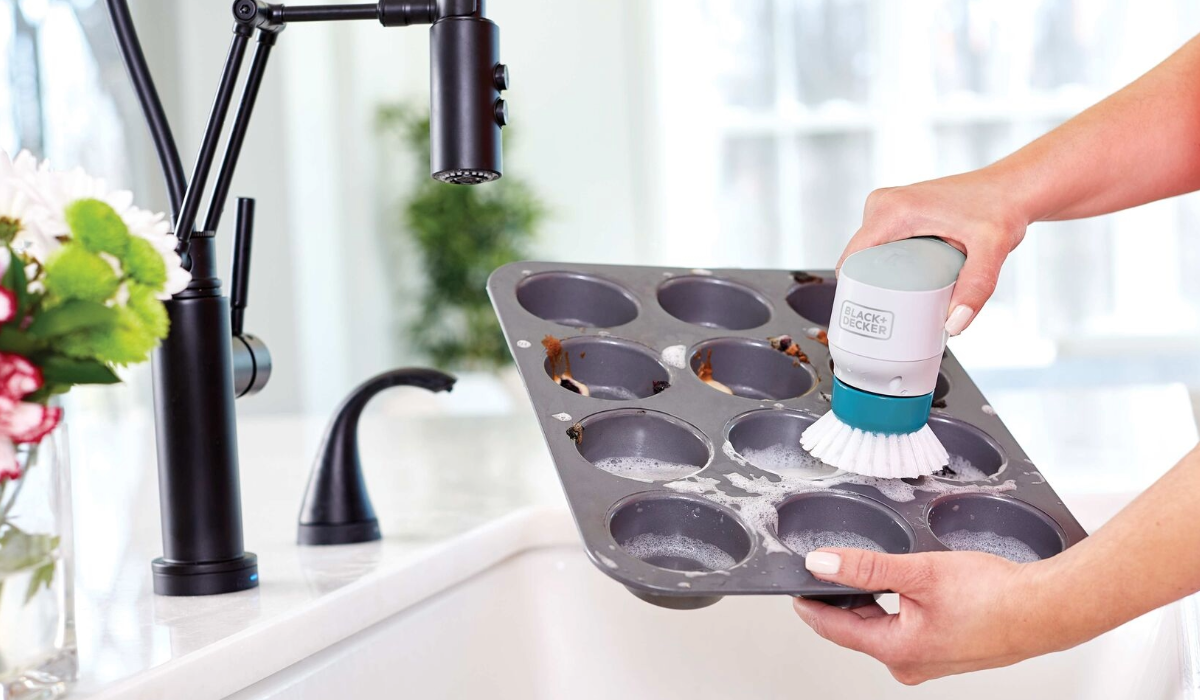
[
  {"xmin": 944, "ymin": 248, "xmax": 1004, "ymax": 336},
  {"xmin": 805, "ymin": 548, "xmax": 933, "ymax": 594}
]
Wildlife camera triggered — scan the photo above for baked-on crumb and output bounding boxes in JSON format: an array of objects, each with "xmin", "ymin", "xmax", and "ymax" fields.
[
  {"xmin": 696, "ymin": 349, "xmax": 734, "ymax": 395},
  {"xmin": 768, "ymin": 334, "xmax": 808, "ymax": 366},
  {"xmin": 790, "ymin": 271, "xmax": 823, "ymax": 285},
  {"xmin": 566, "ymin": 422, "xmax": 584, "ymax": 445},
  {"xmin": 542, "ymin": 335, "xmax": 564, "ymax": 373},
  {"xmin": 652, "ymin": 380, "xmax": 670, "ymax": 395},
  {"xmin": 544, "ymin": 334, "xmax": 590, "ymax": 395}
]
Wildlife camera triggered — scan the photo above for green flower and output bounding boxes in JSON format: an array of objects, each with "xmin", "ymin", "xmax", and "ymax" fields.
[
  {"xmin": 127, "ymin": 283, "xmax": 169, "ymax": 340},
  {"xmin": 60, "ymin": 306, "xmax": 158, "ymax": 365},
  {"xmin": 65, "ymin": 199, "xmax": 131, "ymax": 257},
  {"xmin": 122, "ymin": 237, "xmax": 167, "ymax": 290},
  {"xmin": 43, "ymin": 243, "xmax": 119, "ymax": 303}
]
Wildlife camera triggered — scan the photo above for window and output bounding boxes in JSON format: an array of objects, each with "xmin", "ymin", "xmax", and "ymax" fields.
[
  {"xmin": 1, "ymin": 0, "xmax": 130, "ymax": 182},
  {"xmin": 651, "ymin": 0, "xmax": 1200, "ymax": 374}
]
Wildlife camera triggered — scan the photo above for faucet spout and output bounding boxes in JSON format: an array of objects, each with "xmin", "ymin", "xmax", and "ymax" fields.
[{"xmin": 297, "ymin": 368, "xmax": 457, "ymax": 545}]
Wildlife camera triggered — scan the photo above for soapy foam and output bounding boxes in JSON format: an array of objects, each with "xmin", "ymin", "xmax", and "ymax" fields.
[
  {"xmin": 739, "ymin": 444, "xmax": 840, "ymax": 480},
  {"xmin": 722, "ymin": 440, "xmax": 749, "ymax": 467},
  {"xmin": 940, "ymin": 529, "xmax": 1041, "ymax": 563},
  {"xmin": 621, "ymin": 533, "xmax": 736, "ymax": 571},
  {"xmin": 666, "ymin": 454, "xmax": 1017, "ymax": 555},
  {"xmin": 593, "ymin": 385, "xmax": 639, "ymax": 401},
  {"xmin": 661, "ymin": 345, "xmax": 688, "ymax": 369},
  {"xmin": 936, "ymin": 454, "xmax": 990, "ymax": 481},
  {"xmin": 594, "ymin": 456, "xmax": 701, "ymax": 482},
  {"xmin": 782, "ymin": 530, "xmax": 886, "ymax": 557}
]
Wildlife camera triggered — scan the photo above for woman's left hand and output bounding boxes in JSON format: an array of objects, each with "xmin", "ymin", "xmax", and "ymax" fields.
[{"xmin": 792, "ymin": 547, "xmax": 1076, "ymax": 685}]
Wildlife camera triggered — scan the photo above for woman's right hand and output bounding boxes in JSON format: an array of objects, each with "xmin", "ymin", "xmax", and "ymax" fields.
[{"xmin": 838, "ymin": 167, "xmax": 1031, "ymax": 335}]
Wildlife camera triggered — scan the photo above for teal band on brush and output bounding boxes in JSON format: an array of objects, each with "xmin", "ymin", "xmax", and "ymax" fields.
[{"xmin": 830, "ymin": 377, "xmax": 933, "ymax": 435}]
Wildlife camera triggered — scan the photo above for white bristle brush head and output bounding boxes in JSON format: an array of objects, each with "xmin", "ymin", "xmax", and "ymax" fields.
[{"xmin": 800, "ymin": 410, "xmax": 948, "ymax": 479}]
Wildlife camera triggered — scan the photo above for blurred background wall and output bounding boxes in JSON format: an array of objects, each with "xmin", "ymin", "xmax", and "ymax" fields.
[{"xmin": 3, "ymin": 0, "xmax": 1200, "ymax": 463}]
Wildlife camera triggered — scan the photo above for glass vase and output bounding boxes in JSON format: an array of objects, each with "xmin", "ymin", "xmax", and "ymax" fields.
[{"xmin": 0, "ymin": 425, "xmax": 75, "ymax": 699}]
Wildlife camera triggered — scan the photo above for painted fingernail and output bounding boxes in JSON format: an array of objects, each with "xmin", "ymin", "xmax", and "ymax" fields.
[
  {"xmin": 945, "ymin": 305, "xmax": 974, "ymax": 336},
  {"xmin": 806, "ymin": 551, "xmax": 841, "ymax": 575}
]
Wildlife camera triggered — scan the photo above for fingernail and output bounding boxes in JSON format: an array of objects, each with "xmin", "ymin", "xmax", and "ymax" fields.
[
  {"xmin": 805, "ymin": 551, "xmax": 841, "ymax": 575},
  {"xmin": 945, "ymin": 305, "xmax": 974, "ymax": 336}
]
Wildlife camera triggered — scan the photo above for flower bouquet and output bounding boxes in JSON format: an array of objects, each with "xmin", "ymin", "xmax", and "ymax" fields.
[{"xmin": 0, "ymin": 151, "xmax": 187, "ymax": 696}]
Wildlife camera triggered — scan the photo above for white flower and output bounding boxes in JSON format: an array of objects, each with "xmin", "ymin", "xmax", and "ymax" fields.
[
  {"xmin": 8, "ymin": 150, "xmax": 191, "ymax": 297},
  {"xmin": 0, "ymin": 151, "xmax": 56, "ymax": 261}
]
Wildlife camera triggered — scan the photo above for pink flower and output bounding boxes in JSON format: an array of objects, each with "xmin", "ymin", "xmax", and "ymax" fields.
[
  {"xmin": 0, "ymin": 352, "xmax": 61, "ymax": 483},
  {"xmin": 0, "ymin": 445, "xmax": 18, "ymax": 481},
  {"xmin": 0, "ymin": 287, "xmax": 14, "ymax": 326},
  {"xmin": 0, "ymin": 352, "xmax": 42, "ymax": 401}
]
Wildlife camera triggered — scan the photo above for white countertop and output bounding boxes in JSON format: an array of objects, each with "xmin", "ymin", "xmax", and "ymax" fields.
[
  {"xmin": 67, "ymin": 391, "xmax": 565, "ymax": 697},
  {"xmin": 61, "ymin": 376, "xmax": 1198, "ymax": 697}
]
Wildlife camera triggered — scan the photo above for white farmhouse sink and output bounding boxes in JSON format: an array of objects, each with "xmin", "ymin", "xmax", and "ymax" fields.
[{"xmin": 229, "ymin": 506, "xmax": 1190, "ymax": 700}]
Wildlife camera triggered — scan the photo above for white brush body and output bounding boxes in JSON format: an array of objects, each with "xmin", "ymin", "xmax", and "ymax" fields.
[
  {"xmin": 800, "ymin": 238, "xmax": 965, "ymax": 479},
  {"xmin": 800, "ymin": 411, "xmax": 948, "ymax": 479}
]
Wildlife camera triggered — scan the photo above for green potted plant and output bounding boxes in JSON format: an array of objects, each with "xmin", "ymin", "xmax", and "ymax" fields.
[
  {"xmin": 377, "ymin": 104, "xmax": 545, "ymax": 373},
  {"xmin": 0, "ymin": 150, "xmax": 187, "ymax": 697}
]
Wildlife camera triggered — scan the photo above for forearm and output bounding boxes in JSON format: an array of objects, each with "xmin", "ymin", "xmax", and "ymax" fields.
[
  {"xmin": 1029, "ymin": 443, "xmax": 1200, "ymax": 648},
  {"xmin": 986, "ymin": 34, "xmax": 1200, "ymax": 224}
]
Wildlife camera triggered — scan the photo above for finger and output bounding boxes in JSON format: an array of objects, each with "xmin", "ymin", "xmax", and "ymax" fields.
[
  {"xmin": 849, "ymin": 602, "xmax": 888, "ymax": 620},
  {"xmin": 836, "ymin": 228, "xmax": 869, "ymax": 274},
  {"xmin": 944, "ymin": 247, "xmax": 1004, "ymax": 335},
  {"xmin": 805, "ymin": 549, "xmax": 934, "ymax": 594},
  {"xmin": 836, "ymin": 219, "xmax": 913, "ymax": 274},
  {"xmin": 792, "ymin": 596, "xmax": 892, "ymax": 657}
]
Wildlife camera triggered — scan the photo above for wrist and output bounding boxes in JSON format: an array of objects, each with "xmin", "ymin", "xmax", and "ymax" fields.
[
  {"xmin": 1009, "ymin": 553, "xmax": 1095, "ymax": 654},
  {"xmin": 981, "ymin": 144, "xmax": 1065, "ymax": 227},
  {"xmin": 974, "ymin": 159, "xmax": 1039, "ymax": 230}
]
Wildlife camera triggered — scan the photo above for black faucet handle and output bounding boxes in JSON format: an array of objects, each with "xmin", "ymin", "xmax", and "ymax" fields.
[
  {"xmin": 297, "ymin": 367, "xmax": 457, "ymax": 545},
  {"xmin": 230, "ymin": 197, "xmax": 254, "ymax": 336}
]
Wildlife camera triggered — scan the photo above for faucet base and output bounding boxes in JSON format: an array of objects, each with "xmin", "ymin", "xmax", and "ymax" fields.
[
  {"xmin": 151, "ymin": 552, "xmax": 259, "ymax": 596},
  {"xmin": 297, "ymin": 520, "xmax": 381, "ymax": 546}
]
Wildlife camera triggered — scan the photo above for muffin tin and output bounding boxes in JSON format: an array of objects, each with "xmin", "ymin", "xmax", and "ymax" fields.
[{"xmin": 488, "ymin": 262, "xmax": 1087, "ymax": 609}]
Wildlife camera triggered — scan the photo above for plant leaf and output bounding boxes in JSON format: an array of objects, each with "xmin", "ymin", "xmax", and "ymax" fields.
[
  {"xmin": 0, "ymin": 527, "xmax": 58, "ymax": 573},
  {"xmin": 23, "ymin": 559, "xmax": 56, "ymax": 604},
  {"xmin": 0, "ymin": 326, "xmax": 37, "ymax": 355},
  {"xmin": 2, "ymin": 246, "xmax": 29, "ymax": 317},
  {"xmin": 26, "ymin": 300, "xmax": 119, "ymax": 340},
  {"xmin": 40, "ymin": 357, "xmax": 120, "ymax": 385}
]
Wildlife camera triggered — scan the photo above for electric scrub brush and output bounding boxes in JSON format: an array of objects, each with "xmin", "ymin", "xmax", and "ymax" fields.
[{"xmin": 800, "ymin": 238, "xmax": 966, "ymax": 479}]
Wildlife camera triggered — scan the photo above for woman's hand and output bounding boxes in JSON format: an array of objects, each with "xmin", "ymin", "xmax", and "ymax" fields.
[
  {"xmin": 839, "ymin": 167, "xmax": 1031, "ymax": 335},
  {"xmin": 792, "ymin": 547, "xmax": 1081, "ymax": 685}
]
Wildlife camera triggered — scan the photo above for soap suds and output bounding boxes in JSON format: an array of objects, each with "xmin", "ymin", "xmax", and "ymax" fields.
[
  {"xmin": 683, "ymin": 568, "xmax": 730, "ymax": 578},
  {"xmin": 661, "ymin": 345, "xmax": 687, "ymax": 369},
  {"xmin": 595, "ymin": 552, "xmax": 618, "ymax": 569},
  {"xmin": 665, "ymin": 457, "xmax": 1017, "ymax": 556},
  {"xmin": 940, "ymin": 530, "xmax": 1040, "ymax": 563},
  {"xmin": 722, "ymin": 440, "xmax": 749, "ymax": 467},
  {"xmin": 596, "ymin": 386, "xmax": 639, "ymax": 401},
  {"xmin": 738, "ymin": 444, "xmax": 841, "ymax": 480},
  {"xmin": 935, "ymin": 454, "xmax": 990, "ymax": 482},
  {"xmin": 593, "ymin": 456, "xmax": 701, "ymax": 482},
  {"xmin": 782, "ymin": 530, "xmax": 886, "ymax": 557},
  {"xmin": 622, "ymin": 533, "xmax": 736, "ymax": 571}
]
